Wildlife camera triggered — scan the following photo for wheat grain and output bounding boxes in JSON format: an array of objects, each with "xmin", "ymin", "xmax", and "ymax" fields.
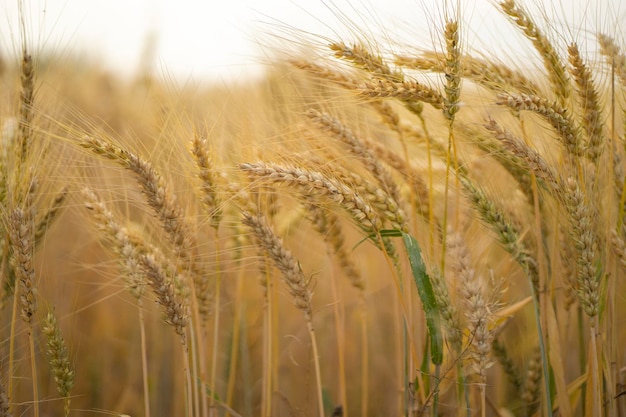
[
  {"xmin": 290, "ymin": 59, "xmax": 359, "ymax": 89},
  {"xmin": 140, "ymin": 251, "xmax": 190, "ymax": 342}
]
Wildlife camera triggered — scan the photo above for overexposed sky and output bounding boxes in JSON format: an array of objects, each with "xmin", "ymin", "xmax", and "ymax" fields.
[{"xmin": 0, "ymin": 0, "xmax": 623, "ymax": 83}]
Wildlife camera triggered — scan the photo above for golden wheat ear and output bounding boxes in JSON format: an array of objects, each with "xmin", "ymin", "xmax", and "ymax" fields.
[
  {"xmin": 41, "ymin": 311, "xmax": 74, "ymax": 417},
  {"xmin": 498, "ymin": 0, "xmax": 571, "ymax": 105},
  {"xmin": 240, "ymin": 203, "xmax": 325, "ymax": 417}
]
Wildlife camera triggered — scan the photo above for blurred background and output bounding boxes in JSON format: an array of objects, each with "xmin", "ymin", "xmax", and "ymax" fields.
[{"xmin": 1, "ymin": 0, "xmax": 621, "ymax": 84}]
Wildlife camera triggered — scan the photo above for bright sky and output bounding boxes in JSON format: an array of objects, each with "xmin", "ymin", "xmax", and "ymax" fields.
[{"xmin": 0, "ymin": 0, "xmax": 623, "ymax": 84}]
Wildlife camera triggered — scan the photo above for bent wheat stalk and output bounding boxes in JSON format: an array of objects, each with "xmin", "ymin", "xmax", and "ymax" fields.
[{"xmin": 241, "ymin": 208, "xmax": 324, "ymax": 417}]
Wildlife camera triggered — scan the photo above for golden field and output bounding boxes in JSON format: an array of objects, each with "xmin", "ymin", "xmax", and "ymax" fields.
[{"xmin": 0, "ymin": 1, "xmax": 625, "ymax": 416}]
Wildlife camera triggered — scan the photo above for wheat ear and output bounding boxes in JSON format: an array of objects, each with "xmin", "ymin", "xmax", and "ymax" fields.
[
  {"xmin": 240, "ymin": 161, "xmax": 382, "ymax": 233},
  {"xmin": 306, "ymin": 202, "xmax": 364, "ymax": 290},
  {"xmin": 429, "ymin": 267, "xmax": 463, "ymax": 353},
  {"xmin": 80, "ymin": 136, "xmax": 211, "ymax": 318},
  {"xmin": 495, "ymin": 93, "xmax": 583, "ymax": 156},
  {"xmin": 563, "ymin": 177, "xmax": 599, "ymax": 318},
  {"xmin": 191, "ymin": 135, "xmax": 223, "ymax": 231},
  {"xmin": 306, "ymin": 108, "xmax": 402, "ymax": 204},
  {"xmin": 241, "ymin": 208, "xmax": 324, "ymax": 417},
  {"xmin": 521, "ymin": 348, "xmax": 542, "ymax": 416},
  {"xmin": 443, "ymin": 20, "xmax": 461, "ymax": 121},
  {"xmin": 498, "ymin": 0, "xmax": 570, "ymax": 105},
  {"xmin": 0, "ymin": 379, "xmax": 10, "ymax": 417},
  {"xmin": 8, "ymin": 182, "xmax": 38, "ymax": 417},
  {"xmin": 329, "ymin": 42, "xmax": 402, "ymax": 81},
  {"xmin": 8, "ymin": 204, "xmax": 37, "ymax": 325},
  {"xmin": 17, "ymin": 50, "xmax": 34, "ymax": 164},
  {"xmin": 33, "ymin": 187, "xmax": 68, "ymax": 246},
  {"xmin": 396, "ymin": 52, "xmax": 540, "ymax": 95},
  {"xmin": 458, "ymin": 174, "xmax": 539, "ymax": 288},
  {"xmin": 483, "ymin": 118, "xmax": 563, "ymax": 194},
  {"xmin": 597, "ymin": 33, "xmax": 626, "ymax": 87},
  {"xmin": 80, "ymin": 136, "xmax": 194, "ymax": 259},
  {"xmin": 289, "ymin": 59, "xmax": 360, "ymax": 89},
  {"xmin": 42, "ymin": 312, "xmax": 74, "ymax": 417},
  {"xmin": 492, "ymin": 338, "xmax": 523, "ymax": 393},
  {"xmin": 360, "ymin": 79, "xmax": 444, "ymax": 110},
  {"xmin": 568, "ymin": 43, "xmax": 605, "ymax": 162},
  {"xmin": 462, "ymin": 123, "xmax": 534, "ymax": 203},
  {"xmin": 449, "ymin": 234, "xmax": 496, "ymax": 375},
  {"xmin": 332, "ymin": 166, "xmax": 407, "ymax": 233}
]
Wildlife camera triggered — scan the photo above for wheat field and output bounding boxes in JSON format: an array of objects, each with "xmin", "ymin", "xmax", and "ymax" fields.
[{"xmin": 0, "ymin": 1, "xmax": 625, "ymax": 416}]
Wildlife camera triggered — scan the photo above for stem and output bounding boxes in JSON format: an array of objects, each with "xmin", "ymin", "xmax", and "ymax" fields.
[
  {"xmin": 360, "ymin": 294, "xmax": 368, "ymax": 417},
  {"xmin": 28, "ymin": 324, "xmax": 39, "ymax": 417},
  {"xmin": 210, "ymin": 247, "xmax": 222, "ymax": 417},
  {"xmin": 188, "ymin": 291, "xmax": 202, "ymax": 417},
  {"xmin": 183, "ymin": 341, "xmax": 194, "ymax": 417},
  {"xmin": 307, "ymin": 321, "xmax": 325, "ymax": 417},
  {"xmin": 262, "ymin": 263, "xmax": 272, "ymax": 417},
  {"xmin": 139, "ymin": 301, "xmax": 151, "ymax": 417},
  {"xmin": 330, "ymin": 266, "xmax": 348, "ymax": 415},
  {"xmin": 589, "ymin": 321, "xmax": 602, "ymax": 417},
  {"xmin": 226, "ymin": 264, "xmax": 245, "ymax": 409},
  {"xmin": 480, "ymin": 385, "xmax": 486, "ymax": 417},
  {"xmin": 7, "ymin": 279, "xmax": 18, "ymax": 413}
]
